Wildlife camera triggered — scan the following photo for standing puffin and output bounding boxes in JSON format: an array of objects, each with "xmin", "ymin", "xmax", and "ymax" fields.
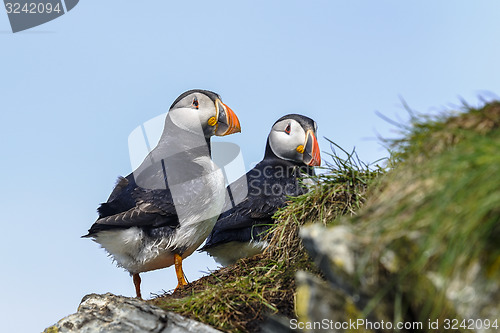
[
  {"xmin": 83, "ymin": 89, "xmax": 241, "ymax": 298},
  {"xmin": 200, "ymin": 114, "xmax": 320, "ymax": 266}
]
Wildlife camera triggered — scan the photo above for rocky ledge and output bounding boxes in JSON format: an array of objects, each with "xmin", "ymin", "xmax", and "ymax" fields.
[{"xmin": 44, "ymin": 293, "xmax": 221, "ymax": 333}]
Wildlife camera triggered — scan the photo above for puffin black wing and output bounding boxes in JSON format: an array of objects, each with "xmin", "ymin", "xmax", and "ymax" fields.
[
  {"xmin": 83, "ymin": 173, "xmax": 180, "ymax": 237},
  {"xmin": 84, "ymin": 145, "xmax": 212, "ymax": 237},
  {"xmin": 201, "ymin": 159, "xmax": 308, "ymax": 250},
  {"xmin": 86, "ymin": 187, "xmax": 180, "ymax": 234},
  {"xmin": 202, "ymin": 195, "xmax": 284, "ymax": 248}
]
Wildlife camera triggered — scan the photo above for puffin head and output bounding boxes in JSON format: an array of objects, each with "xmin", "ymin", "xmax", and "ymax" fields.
[
  {"xmin": 168, "ymin": 89, "xmax": 241, "ymax": 138},
  {"xmin": 266, "ymin": 114, "xmax": 321, "ymax": 166}
]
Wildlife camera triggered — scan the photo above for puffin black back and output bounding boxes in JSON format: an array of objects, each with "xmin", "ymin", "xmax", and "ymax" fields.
[
  {"xmin": 201, "ymin": 114, "xmax": 321, "ymax": 265},
  {"xmin": 203, "ymin": 158, "xmax": 311, "ymax": 247}
]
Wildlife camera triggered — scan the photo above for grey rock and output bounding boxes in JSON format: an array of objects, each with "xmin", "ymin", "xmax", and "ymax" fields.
[
  {"xmin": 295, "ymin": 271, "xmax": 361, "ymax": 333},
  {"xmin": 299, "ymin": 225, "xmax": 369, "ymax": 308},
  {"xmin": 299, "ymin": 223, "xmax": 500, "ymax": 333},
  {"xmin": 260, "ymin": 314, "xmax": 301, "ymax": 333},
  {"xmin": 43, "ymin": 293, "xmax": 221, "ymax": 333}
]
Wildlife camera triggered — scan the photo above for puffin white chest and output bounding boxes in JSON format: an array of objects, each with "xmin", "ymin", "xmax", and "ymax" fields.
[{"xmin": 167, "ymin": 155, "xmax": 226, "ymax": 250}]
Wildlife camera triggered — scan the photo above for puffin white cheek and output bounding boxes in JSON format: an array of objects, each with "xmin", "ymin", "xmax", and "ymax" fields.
[
  {"xmin": 291, "ymin": 149, "xmax": 303, "ymax": 162},
  {"xmin": 287, "ymin": 132, "xmax": 308, "ymax": 161},
  {"xmin": 169, "ymin": 109, "xmax": 204, "ymax": 135},
  {"xmin": 269, "ymin": 132, "xmax": 303, "ymax": 162}
]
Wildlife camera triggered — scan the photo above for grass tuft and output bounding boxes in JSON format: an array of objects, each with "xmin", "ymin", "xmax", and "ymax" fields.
[
  {"xmin": 149, "ymin": 140, "xmax": 382, "ymax": 332},
  {"xmin": 351, "ymin": 101, "xmax": 500, "ymax": 322},
  {"xmin": 149, "ymin": 101, "xmax": 500, "ymax": 331}
]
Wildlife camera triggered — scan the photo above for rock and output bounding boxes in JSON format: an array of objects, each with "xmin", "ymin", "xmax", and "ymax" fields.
[
  {"xmin": 43, "ymin": 293, "xmax": 221, "ymax": 333},
  {"xmin": 260, "ymin": 314, "xmax": 300, "ymax": 333},
  {"xmin": 299, "ymin": 222, "xmax": 500, "ymax": 333},
  {"xmin": 299, "ymin": 224, "xmax": 358, "ymax": 294},
  {"xmin": 298, "ymin": 224, "xmax": 379, "ymax": 316},
  {"xmin": 294, "ymin": 271, "xmax": 374, "ymax": 333}
]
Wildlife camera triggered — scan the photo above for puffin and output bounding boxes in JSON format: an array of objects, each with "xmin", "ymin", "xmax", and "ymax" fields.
[
  {"xmin": 200, "ymin": 114, "xmax": 320, "ymax": 266},
  {"xmin": 83, "ymin": 89, "xmax": 241, "ymax": 298}
]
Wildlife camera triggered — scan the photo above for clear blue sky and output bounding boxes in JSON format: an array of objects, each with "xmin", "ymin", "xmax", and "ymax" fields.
[{"xmin": 1, "ymin": 1, "xmax": 499, "ymax": 331}]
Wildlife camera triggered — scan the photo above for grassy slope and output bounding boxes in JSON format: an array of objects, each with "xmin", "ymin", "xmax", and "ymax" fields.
[
  {"xmin": 150, "ymin": 101, "xmax": 500, "ymax": 332},
  {"xmin": 348, "ymin": 101, "xmax": 500, "ymax": 325},
  {"xmin": 149, "ymin": 143, "xmax": 383, "ymax": 332}
]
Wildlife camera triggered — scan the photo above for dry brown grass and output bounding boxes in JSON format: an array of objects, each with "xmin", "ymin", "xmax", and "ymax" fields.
[{"xmin": 149, "ymin": 144, "xmax": 383, "ymax": 332}]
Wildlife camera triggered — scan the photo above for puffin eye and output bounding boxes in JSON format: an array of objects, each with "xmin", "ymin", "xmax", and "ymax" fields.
[
  {"xmin": 192, "ymin": 97, "xmax": 199, "ymax": 109},
  {"xmin": 285, "ymin": 123, "xmax": 291, "ymax": 135}
]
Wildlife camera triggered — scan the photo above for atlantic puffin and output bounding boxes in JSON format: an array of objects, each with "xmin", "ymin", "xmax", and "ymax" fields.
[
  {"xmin": 200, "ymin": 114, "xmax": 320, "ymax": 266},
  {"xmin": 83, "ymin": 89, "xmax": 241, "ymax": 298}
]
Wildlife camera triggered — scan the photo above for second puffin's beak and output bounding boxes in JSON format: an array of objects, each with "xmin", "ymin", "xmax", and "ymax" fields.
[
  {"xmin": 303, "ymin": 130, "xmax": 321, "ymax": 166},
  {"xmin": 215, "ymin": 99, "xmax": 241, "ymax": 136}
]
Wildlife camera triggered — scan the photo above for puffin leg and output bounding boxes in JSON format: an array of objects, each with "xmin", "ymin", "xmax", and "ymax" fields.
[
  {"xmin": 133, "ymin": 273, "xmax": 142, "ymax": 299},
  {"xmin": 174, "ymin": 253, "xmax": 188, "ymax": 291}
]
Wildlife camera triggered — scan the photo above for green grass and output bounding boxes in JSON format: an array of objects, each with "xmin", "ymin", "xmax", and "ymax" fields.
[
  {"xmin": 150, "ymin": 101, "xmax": 500, "ymax": 332},
  {"xmin": 350, "ymin": 101, "xmax": 500, "ymax": 323},
  {"xmin": 149, "ymin": 141, "xmax": 383, "ymax": 332}
]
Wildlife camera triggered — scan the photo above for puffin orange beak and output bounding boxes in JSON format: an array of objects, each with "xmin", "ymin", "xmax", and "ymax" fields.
[
  {"xmin": 303, "ymin": 130, "xmax": 321, "ymax": 166},
  {"xmin": 215, "ymin": 99, "xmax": 241, "ymax": 136}
]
